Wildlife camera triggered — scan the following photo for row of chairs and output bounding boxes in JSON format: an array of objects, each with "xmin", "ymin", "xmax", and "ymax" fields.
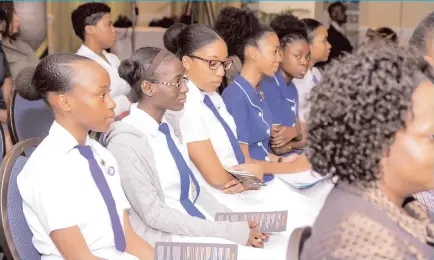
[{"xmin": 0, "ymin": 90, "xmax": 312, "ymax": 260}]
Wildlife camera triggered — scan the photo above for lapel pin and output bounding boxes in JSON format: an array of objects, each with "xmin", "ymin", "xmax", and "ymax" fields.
[{"xmin": 107, "ymin": 166, "xmax": 115, "ymax": 176}]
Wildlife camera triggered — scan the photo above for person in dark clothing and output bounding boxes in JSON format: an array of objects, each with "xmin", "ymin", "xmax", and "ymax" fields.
[{"xmin": 317, "ymin": 2, "xmax": 352, "ymax": 68}]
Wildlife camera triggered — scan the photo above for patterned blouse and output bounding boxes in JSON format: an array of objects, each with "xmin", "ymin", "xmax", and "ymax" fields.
[{"xmin": 301, "ymin": 183, "xmax": 434, "ymax": 260}]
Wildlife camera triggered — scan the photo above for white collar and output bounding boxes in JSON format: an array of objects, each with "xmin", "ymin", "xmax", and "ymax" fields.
[
  {"xmin": 48, "ymin": 121, "xmax": 93, "ymax": 154},
  {"xmin": 77, "ymin": 44, "xmax": 111, "ymax": 66},
  {"xmin": 128, "ymin": 103, "xmax": 167, "ymax": 138},
  {"xmin": 331, "ymin": 21, "xmax": 346, "ymax": 35},
  {"xmin": 186, "ymin": 79, "xmax": 205, "ymax": 99}
]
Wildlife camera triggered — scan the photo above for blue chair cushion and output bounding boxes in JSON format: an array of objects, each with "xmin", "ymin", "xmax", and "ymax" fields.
[{"xmin": 7, "ymin": 156, "xmax": 40, "ymax": 259}]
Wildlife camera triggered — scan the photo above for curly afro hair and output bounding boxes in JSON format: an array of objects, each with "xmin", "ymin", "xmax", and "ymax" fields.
[
  {"xmin": 214, "ymin": 7, "xmax": 273, "ymax": 63},
  {"xmin": 270, "ymin": 14, "xmax": 308, "ymax": 48},
  {"xmin": 214, "ymin": 7, "xmax": 260, "ymax": 57},
  {"xmin": 306, "ymin": 42, "xmax": 434, "ymax": 185}
]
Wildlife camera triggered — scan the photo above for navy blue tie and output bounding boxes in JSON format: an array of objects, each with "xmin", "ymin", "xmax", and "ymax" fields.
[
  {"xmin": 203, "ymin": 95, "xmax": 246, "ymax": 164},
  {"xmin": 75, "ymin": 145, "xmax": 126, "ymax": 252},
  {"xmin": 158, "ymin": 123, "xmax": 206, "ymax": 219}
]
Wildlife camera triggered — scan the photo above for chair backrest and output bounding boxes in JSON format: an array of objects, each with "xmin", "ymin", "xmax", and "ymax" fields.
[
  {"xmin": 0, "ymin": 138, "xmax": 42, "ymax": 260},
  {"xmin": 286, "ymin": 226, "xmax": 312, "ymax": 260},
  {"xmin": 0, "ymin": 123, "xmax": 5, "ymax": 163},
  {"xmin": 8, "ymin": 91, "xmax": 54, "ymax": 145}
]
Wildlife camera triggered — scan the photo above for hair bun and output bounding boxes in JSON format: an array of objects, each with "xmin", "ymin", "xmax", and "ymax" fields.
[
  {"xmin": 15, "ymin": 67, "xmax": 41, "ymax": 101},
  {"xmin": 118, "ymin": 58, "xmax": 143, "ymax": 86},
  {"xmin": 164, "ymin": 23, "xmax": 188, "ymax": 54}
]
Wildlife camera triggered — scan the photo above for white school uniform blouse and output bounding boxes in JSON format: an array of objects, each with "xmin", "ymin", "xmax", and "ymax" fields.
[
  {"xmin": 18, "ymin": 121, "xmax": 137, "ymax": 260},
  {"xmin": 179, "ymin": 80, "xmax": 239, "ymax": 169},
  {"xmin": 76, "ymin": 44, "xmax": 131, "ymax": 116},
  {"xmin": 292, "ymin": 67, "xmax": 322, "ymax": 122},
  {"xmin": 178, "ymin": 80, "xmax": 324, "ymax": 219},
  {"xmin": 123, "ymin": 104, "xmax": 210, "ymax": 218}
]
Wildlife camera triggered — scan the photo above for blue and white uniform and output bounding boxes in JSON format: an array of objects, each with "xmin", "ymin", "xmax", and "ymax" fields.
[
  {"xmin": 223, "ymin": 73, "xmax": 334, "ymax": 205},
  {"xmin": 260, "ymin": 71, "xmax": 303, "ymax": 156}
]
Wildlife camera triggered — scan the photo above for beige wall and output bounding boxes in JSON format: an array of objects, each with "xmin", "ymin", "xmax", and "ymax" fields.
[
  {"xmin": 360, "ymin": 2, "xmax": 434, "ymax": 29},
  {"xmin": 258, "ymin": 1, "xmax": 317, "ymax": 19}
]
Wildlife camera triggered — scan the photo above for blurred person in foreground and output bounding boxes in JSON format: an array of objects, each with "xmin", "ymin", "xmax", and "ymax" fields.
[
  {"xmin": 301, "ymin": 42, "xmax": 434, "ymax": 259},
  {"xmin": 409, "ymin": 11, "xmax": 434, "ymax": 214}
]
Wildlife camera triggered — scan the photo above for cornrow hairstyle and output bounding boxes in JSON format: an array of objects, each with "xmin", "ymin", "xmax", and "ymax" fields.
[
  {"xmin": 409, "ymin": 11, "xmax": 434, "ymax": 55},
  {"xmin": 164, "ymin": 23, "xmax": 221, "ymax": 60},
  {"xmin": 301, "ymin": 18, "xmax": 323, "ymax": 43},
  {"xmin": 270, "ymin": 14, "xmax": 308, "ymax": 48},
  {"xmin": 71, "ymin": 2, "xmax": 111, "ymax": 42},
  {"xmin": 214, "ymin": 7, "xmax": 261, "ymax": 58},
  {"xmin": 118, "ymin": 47, "xmax": 176, "ymax": 98},
  {"xmin": 15, "ymin": 53, "xmax": 92, "ymax": 103},
  {"xmin": 306, "ymin": 42, "xmax": 434, "ymax": 185}
]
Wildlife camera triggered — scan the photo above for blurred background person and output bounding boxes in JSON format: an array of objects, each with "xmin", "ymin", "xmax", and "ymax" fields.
[
  {"xmin": 365, "ymin": 27, "xmax": 398, "ymax": 43},
  {"xmin": 317, "ymin": 2, "xmax": 352, "ymax": 68},
  {"xmin": 0, "ymin": 1, "xmax": 38, "ymax": 79}
]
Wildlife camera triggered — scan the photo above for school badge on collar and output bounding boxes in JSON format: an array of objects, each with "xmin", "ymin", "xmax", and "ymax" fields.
[
  {"xmin": 107, "ymin": 166, "xmax": 116, "ymax": 176},
  {"xmin": 101, "ymin": 159, "xmax": 116, "ymax": 176}
]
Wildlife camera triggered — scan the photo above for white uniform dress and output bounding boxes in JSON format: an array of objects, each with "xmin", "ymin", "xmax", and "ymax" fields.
[
  {"xmin": 18, "ymin": 121, "xmax": 138, "ymax": 260},
  {"xmin": 179, "ymin": 80, "xmax": 325, "ymax": 240},
  {"xmin": 124, "ymin": 105, "xmax": 288, "ymax": 260},
  {"xmin": 76, "ymin": 44, "xmax": 132, "ymax": 116}
]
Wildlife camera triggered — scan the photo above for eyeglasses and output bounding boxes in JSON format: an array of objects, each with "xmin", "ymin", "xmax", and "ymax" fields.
[
  {"xmin": 151, "ymin": 76, "xmax": 188, "ymax": 88},
  {"xmin": 188, "ymin": 55, "xmax": 233, "ymax": 70}
]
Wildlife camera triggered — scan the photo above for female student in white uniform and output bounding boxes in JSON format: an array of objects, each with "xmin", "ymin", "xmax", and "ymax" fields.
[
  {"xmin": 292, "ymin": 18, "xmax": 331, "ymax": 122},
  {"xmin": 164, "ymin": 22, "xmax": 321, "ymax": 229},
  {"xmin": 16, "ymin": 53, "xmax": 153, "ymax": 260},
  {"xmin": 72, "ymin": 3, "xmax": 132, "ymax": 117},
  {"xmin": 103, "ymin": 47, "xmax": 288, "ymax": 260}
]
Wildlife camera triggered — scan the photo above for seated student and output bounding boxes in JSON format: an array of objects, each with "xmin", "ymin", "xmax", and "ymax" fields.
[
  {"xmin": 72, "ymin": 3, "xmax": 132, "ymax": 117},
  {"xmin": 409, "ymin": 11, "xmax": 434, "ymax": 213},
  {"xmin": 164, "ymin": 23, "xmax": 320, "ymax": 222},
  {"xmin": 262, "ymin": 14, "xmax": 310, "ymax": 157},
  {"xmin": 257, "ymin": 15, "xmax": 333, "ymax": 197},
  {"xmin": 104, "ymin": 47, "xmax": 290, "ymax": 260},
  {"xmin": 16, "ymin": 53, "xmax": 154, "ymax": 259},
  {"xmin": 301, "ymin": 43, "xmax": 434, "ymax": 260},
  {"xmin": 219, "ymin": 11, "xmax": 313, "ymax": 180},
  {"xmin": 292, "ymin": 18, "xmax": 331, "ymax": 122}
]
